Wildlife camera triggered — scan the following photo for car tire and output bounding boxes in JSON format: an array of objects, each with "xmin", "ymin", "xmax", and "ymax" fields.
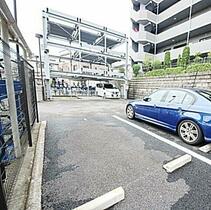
[
  {"xmin": 126, "ymin": 105, "xmax": 135, "ymax": 120},
  {"xmin": 178, "ymin": 120, "xmax": 203, "ymax": 145}
]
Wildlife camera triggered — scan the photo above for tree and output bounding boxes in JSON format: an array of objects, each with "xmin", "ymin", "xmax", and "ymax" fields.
[
  {"xmin": 143, "ymin": 58, "xmax": 153, "ymax": 71},
  {"xmin": 132, "ymin": 64, "xmax": 140, "ymax": 77},
  {"xmin": 182, "ymin": 46, "xmax": 190, "ymax": 67},
  {"xmin": 177, "ymin": 54, "xmax": 182, "ymax": 67},
  {"xmin": 152, "ymin": 60, "xmax": 161, "ymax": 70},
  {"xmin": 164, "ymin": 51, "xmax": 171, "ymax": 68},
  {"xmin": 194, "ymin": 52, "xmax": 202, "ymax": 63}
]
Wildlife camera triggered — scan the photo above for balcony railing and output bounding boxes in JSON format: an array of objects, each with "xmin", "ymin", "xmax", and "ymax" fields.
[
  {"xmin": 131, "ymin": 29, "xmax": 156, "ymax": 43},
  {"xmin": 156, "ymin": 39, "xmax": 211, "ymax": 60},
  {"xmin": 157, "ymin": 9, "xmax": 211, "ymax": 44},
  {"xmin": 131, "ymin": 8, "xmax": 157, "ymax": 23}
]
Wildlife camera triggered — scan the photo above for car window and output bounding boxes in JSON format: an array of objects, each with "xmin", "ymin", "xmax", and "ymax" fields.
[
  {"xmin": 148, "ymin": 90, "xmax": 167, "ymax": 103},
  {"xmin": 182, "ymin": 94, "xmax": 195, "ymax": 105},
  {"xmin": 164, "ymin": 90, "xmax": 186, "ymax": 104},
  {"xmin": 104, "ymin": 84, "xmax": 114, "ymax": 89},
  {"xmin": 198, "ymin": 90, "xmax": 211, "ymax": 102}
]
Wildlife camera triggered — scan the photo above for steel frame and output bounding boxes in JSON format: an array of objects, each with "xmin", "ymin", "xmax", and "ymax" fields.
[{"xmin": 42, "ymin": 8, "xmax": 129, "ymax": 98}]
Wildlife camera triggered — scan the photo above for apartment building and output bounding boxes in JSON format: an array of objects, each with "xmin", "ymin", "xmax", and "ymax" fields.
[{"xmin": 130, "ymin": 0, "xmax": 211, "ymax": 64}]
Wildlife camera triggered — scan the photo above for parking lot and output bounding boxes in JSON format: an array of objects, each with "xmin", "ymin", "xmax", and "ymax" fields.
[{"xmin": 40, "ymin": 98, "xmax": 211, "ymax": 210}]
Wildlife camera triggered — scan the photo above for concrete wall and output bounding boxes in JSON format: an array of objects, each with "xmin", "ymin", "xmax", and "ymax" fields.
[{"xmin": 128, "ymin": 71, "xmax": 211, "ymax": 99}]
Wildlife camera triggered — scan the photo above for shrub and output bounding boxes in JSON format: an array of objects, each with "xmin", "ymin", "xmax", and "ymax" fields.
[
  {"xmin": 132, "ymin": 64, "xmax": 141, "ymax": 77},
  {"xmin": 177, "ymin": 54, "xmax": 182, "ymax": 67},
  {"xmin": 182, "ymin": 46, "xmax": 190, "ymax": 67},
  {"xmin": 143, "ymin": 58, "xmax": 153, "ymax": 71},
  {"xmin": 194, "ymin": 52, "xmax": 202, "ymax": 63},
  {"xmin": 186, "ymin": 63, "xmax": 211, "ymax": 73},
  {"xmin": 143, "ymin": 63, "xmax": 211, "ymax": 77},
  {"xmin": 145, "ymin": 67, "xmax": 184, "ymax": 77},
  {"xmin": 152, "ymin": 60, "xmax": 162, "ymax": 70},
  {"xmin": 164, "ymin": 51, "xmax": 171, "ymax": 68}
]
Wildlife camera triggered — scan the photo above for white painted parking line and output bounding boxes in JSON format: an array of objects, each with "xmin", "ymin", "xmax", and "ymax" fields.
[
  {"xmin": 73, "ymin": 187, "xmax": 124, "ymax": 210},
  {"xmin": 112, "ymin": 115, "xmax": 211, "ymax": 166},
  {"xmin": 199, "ymin": 144, "xmax": 211, "ymax": 153},
  {"xmin": 163, "ymin": 154, "xmax": 192, "ymax": 173}
]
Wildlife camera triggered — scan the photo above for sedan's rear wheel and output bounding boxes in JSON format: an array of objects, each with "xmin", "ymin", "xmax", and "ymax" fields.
[
  {"xmin": 126, "ymin": 105, "xmax": 135, "ymax": 120},
  {"xmin": 178, "ymin": 120, "xmax": 203, "ymax": 145}
]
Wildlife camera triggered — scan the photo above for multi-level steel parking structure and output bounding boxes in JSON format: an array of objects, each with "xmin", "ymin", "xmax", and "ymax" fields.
[
  {"xmin": 130, "ymin": 0, "xmax": 211, "ymax": 63},
  {"xmin": 42, "ymin": 9, "xmax": 129, "ymax": 98}
]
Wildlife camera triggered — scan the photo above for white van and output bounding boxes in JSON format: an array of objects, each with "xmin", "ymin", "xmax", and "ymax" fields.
[{"xmin": 96, "ymin": 83, "xmax": 120, "ymax": 99}]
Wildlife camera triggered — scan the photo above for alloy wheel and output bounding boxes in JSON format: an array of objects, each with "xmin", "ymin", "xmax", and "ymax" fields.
[
  {"xmin": 127, "ymin": 105, "xmax": 134, "ymax": 119},
  {"xmin": 179, "ymin": 121, "xmax": 199, "ymax": 143}
]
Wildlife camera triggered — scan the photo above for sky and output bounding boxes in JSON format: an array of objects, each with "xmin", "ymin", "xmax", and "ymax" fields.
[{"xmin": 6, "ymin": 0, "xmax": 131, "ymax": 55}]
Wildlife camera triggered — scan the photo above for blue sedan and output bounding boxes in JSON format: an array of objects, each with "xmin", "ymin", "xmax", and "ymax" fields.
[{"xmin": 126, "ymin": 88, "xmax": 211, "ymax": 145}]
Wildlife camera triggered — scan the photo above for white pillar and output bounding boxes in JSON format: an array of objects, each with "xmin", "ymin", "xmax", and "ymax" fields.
[
  {"xmin": 104, "ymin": 34, "xmax": 107, "ymax": 76},
  {"xmin": 124, "ymin": 40, "xmax": 129, "ymax": 99},
  {"xmin": 43, "ymin": 13, "xmax": 51, "ymax": 99},
  {"xmin": 78, "ymin": 25, "xmax": 82, "ymax": 71},
  {"xmin": 1, "ymin": 19, "xmax": 21, "ymax": 158}
]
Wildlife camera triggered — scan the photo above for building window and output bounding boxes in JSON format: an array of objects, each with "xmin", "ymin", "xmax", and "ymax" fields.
[
  {"xmin": 132, "ymin": 40, "xmax": 139, "ymax": 52},
  {"xmin": 133, "ymin": 3, "xmax": 140, "ymax": 12},
  {"xmin": 132, "ymin": 22, "xmax": 139, "ymax": 32}
]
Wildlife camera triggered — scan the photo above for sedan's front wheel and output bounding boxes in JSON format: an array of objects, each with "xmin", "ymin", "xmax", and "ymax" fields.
[
  {"xmin": 126, "ymin": 105, "xmax": 135, "ymax": 120},
  {"xmin": 178, "ymin": 120, "xmax": 203, "ymax": 145}
]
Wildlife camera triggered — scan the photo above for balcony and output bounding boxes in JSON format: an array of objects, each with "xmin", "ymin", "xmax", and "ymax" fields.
[
  {"xmin": 131, "ymin": 8, "xmax": 157, "ymax": 23},
  {"xmin": 130, "ymin": 49, "xmax": 154, "ymax": 62},
  {"xmin": 156, "ymin": 39, "xmax": 211, "ymax": 60},
  {"xmin": 131, "ymin": 29, "xmax": 156, "ymax": 43},
  {"xmin": 158, "ymin": 0, "xmax": 201, "ymax": 24},
  {"xmin": 157, "ymin": 9, "xmax": 211, "ymax": 44}
]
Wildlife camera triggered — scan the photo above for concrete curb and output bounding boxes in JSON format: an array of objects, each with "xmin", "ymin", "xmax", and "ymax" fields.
[
  {"xmin": 163, "ymin": 154, "xmax": 192, "ymax": 173},
  {"xmin": 26, "ymin": 121, "xmax": 47, "ymax": 210},
  {"xmin": 199, "ymin": 144, "xmax": 211, "ymax": 153},
  {"xmin": 73, "ymin": 187, "xmax": 125, "ymax": 210}
]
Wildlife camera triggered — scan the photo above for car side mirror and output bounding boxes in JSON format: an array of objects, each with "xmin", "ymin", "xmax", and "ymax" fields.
[{"xmin": 143, "ymin": 97, "xmax": 151, "ymax": 102}]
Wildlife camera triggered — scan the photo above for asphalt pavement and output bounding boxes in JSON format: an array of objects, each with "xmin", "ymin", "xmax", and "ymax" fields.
[{"xmin": 39, "ymin": 97, "xmax": 211, "ymax": 210}]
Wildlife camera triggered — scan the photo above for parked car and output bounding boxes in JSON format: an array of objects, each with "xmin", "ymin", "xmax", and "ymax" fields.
[
  {"xmin": 96, "ymin": 83, "xmax": 120, "ymax": 99},
  {"xmin": 126, "ymin": 88, "xmax": 211, "ymax": 145}
]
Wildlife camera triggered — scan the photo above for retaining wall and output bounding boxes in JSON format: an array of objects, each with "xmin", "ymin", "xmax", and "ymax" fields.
[{"xmin": 128, "ymin": 71, "xmax": 211, "ymax": 99}]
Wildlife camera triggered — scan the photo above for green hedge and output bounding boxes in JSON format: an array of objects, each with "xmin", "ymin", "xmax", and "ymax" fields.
[
  {"xmin": 185, "ymin": 63, "xmax": 211, "ymax": 73},
  {"xmin": 145, "ymin": 67, "xmax": 184, "ymax": 77},
  {"xmin": 143, "ymin": 63, "xmax": 211, "ymax": 77}
]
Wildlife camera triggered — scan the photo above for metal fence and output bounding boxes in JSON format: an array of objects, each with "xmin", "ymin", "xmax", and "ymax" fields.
[{"xmin": 0, "ymin": 38, "xmax": 38, "ymax": 208}]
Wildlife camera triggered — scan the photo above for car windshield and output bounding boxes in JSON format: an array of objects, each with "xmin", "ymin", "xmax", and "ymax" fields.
[
  {"xmin": 198, "ymin": 90, "xmax": 211, "ymax": 102},
  {"xmin": 104, "ymin": 84, "xmax": 114, "ymax": 89}
]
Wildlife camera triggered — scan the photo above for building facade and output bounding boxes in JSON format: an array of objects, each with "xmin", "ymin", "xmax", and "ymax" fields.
[{"xmin": 130, "ymin": 0, "xmax": 211, "ymax": 64}]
